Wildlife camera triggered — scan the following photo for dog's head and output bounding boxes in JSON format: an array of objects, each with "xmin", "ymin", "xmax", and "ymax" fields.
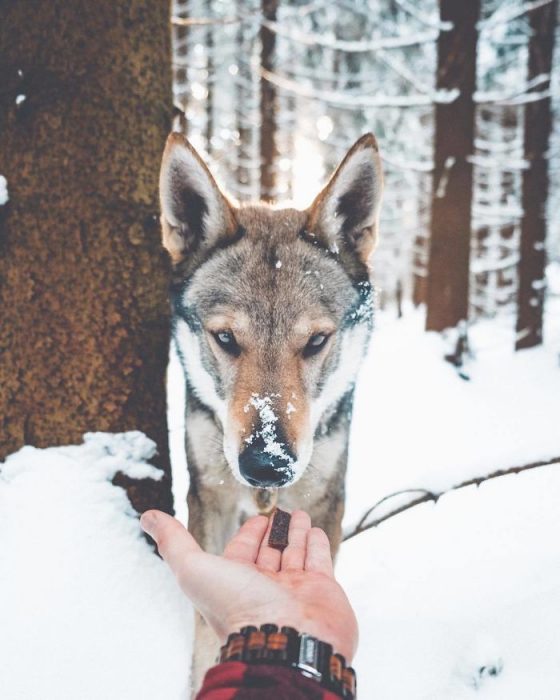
[{"xmin": 160, "ymin": 133, "xmax": 383, "ymax": 488}]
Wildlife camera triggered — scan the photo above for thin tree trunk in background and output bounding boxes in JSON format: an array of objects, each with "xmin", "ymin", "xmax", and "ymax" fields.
[
  {"xmin": 260, "ymin": 0, "xmax": 278, "ymax": 202},
  {"xmin": 516, "ymin": 0, "xmax": 557, "ymax": 350},
  {"xmin": 413, "ymin": 274, "xmax": 428, "ymax": 307},
  {"xmin": 237, "ymin": 0, "xmax": 253, "ymax": 199},
  {"xmin": 205, "ymin": 0, "xmax": 215, "ymax": 156},
  {"xmin": 0, "ymin": 0, "xmax": 174, "ymax": 515},
  {"xmin": 426, "ymin": 0, "xmax": 480, "ymax": 331}
]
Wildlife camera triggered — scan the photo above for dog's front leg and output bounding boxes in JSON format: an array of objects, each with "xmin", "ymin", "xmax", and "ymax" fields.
[
  {"xmin": 310, "ymin": 495, "xmax": 345, "ymax": 559},
  {"xmin": 289, "ymin": 472, "xmax": 347, "ymax": 560}
]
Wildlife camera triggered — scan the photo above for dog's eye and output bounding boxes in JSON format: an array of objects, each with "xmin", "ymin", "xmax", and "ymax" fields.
[
  {"xmin": 303, "ymin": 333, "xmax": 329, "ymax": 358},
  {"xmin": 212, "ymin": 331, "xmax": 241, "ymax": 357}
]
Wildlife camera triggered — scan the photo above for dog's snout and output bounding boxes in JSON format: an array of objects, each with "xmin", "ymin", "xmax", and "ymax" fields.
[{"xmin": 238, "ymin": 433, "xmax": 296, "ymax": 487}]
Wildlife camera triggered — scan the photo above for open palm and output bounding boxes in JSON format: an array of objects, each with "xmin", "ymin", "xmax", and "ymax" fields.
[{"xmin": 141, "ymin": 509, "xmax": 358, "ymax": 661}]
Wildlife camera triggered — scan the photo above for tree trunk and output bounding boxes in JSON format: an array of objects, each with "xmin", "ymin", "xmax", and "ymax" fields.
[
  {"xmin": 516, "ymin": 0, "xmax": 557, "ymax": 350},
  {"xmin": 205, "ymin": 0, "xmax": 215, "ymax": 156},
  {"xmin": 236, "ymin": 1, "xmax": 253, "ymax": 200},
  {"xmin": 0, "ymin": 0, "xmax": 174, "ymax": 515},
  {"xmin": 260, "ymin": 0, "xmax": 278, "ymax": 202},
  {"xmin": 234, "ymin": 0, "xmax": 261, "ymax": 202},
  {"xmin": 426, "ymin": 0, "xmax": 480, "ymax": 331}
]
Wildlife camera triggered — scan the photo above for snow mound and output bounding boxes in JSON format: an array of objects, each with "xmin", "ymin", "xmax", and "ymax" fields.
[
  {"xmin": 0, "ymin": 432, "xmax": 193, "ymax": 700},
  {"xmin": 1, "ymin": 431, "xmax": 162, "ymax": 486}
]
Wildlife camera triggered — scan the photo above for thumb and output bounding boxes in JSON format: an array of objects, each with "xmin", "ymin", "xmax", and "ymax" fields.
[{"xmin": 140, "ymin": 510, "xmax": 202, "ymax": 575}]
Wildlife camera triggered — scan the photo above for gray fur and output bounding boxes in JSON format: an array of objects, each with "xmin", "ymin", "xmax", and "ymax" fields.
[{"xmin": 159, "ymin": 132, "xmax": 383, "ymax": 693}]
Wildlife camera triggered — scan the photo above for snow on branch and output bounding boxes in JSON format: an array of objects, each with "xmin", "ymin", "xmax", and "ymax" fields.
[
  {"xmin": 381, "ymin": 153, "xmax": 434, "ymax": 173},
  {"xmin": 468, "ymin": 153, "xmax": 529, "ymax": 171},
  {"xmin": 472, "ymin": 201, "xmax": 524, "ymax": 221},
  {"xmin": 274, "ymin": 61, "xmax": 388, "ymax": 88},
  {"xmin": 261, "ymin": 19, "xmax": 439, "ymax": 52},
  {"xmin": 475, "ymin": 74, "xmax": 552, "ymax": 105},
  {"xmin": 479, "ymin": 0, "xmax": 555, "ymax": 31},
  {"xmin": 281, "ymin": 0, "xmax": 335, "ymax": 18},
  {"xmin": 318, "ymin": 135, "xmax": 433, "ymax": 172},
  {"xmin": 393, "ymin": 0, "xmax": 453, "ymax": 31},
  {"xmin": 342, "ymin": 457, "xmax": 560, "ymax": 542},
  {"xmin": 501, "ymin": 89, "xmax": 552, "ymax": 106},
  {"xmin": 171, "ymin": 10, "xmax": 260, "ymax": 27},
  {"xmin": 260, "ymin": 67, "xmax": 458, "ymax": 108},
  {"xmin": 474, "ymin": 136, "xmax": 523, "ymax": 153},
  {"xmin": 0, "ymin": 175, "xmax": 9, "ymax": 206},
  {"xmin": 376, "ymin": 49, "xmax": 434, "ymax": 95},
  {"xmin": 471, "ymin": 253, "xmax": 521, "ymax": 274},
  {"xmin": 172, "ymin": 0, "xmax": 337, "ymax": 27}
]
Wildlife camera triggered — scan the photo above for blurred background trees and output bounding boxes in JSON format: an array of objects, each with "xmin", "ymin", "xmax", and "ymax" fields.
[{"xmin": 171, "ymin": 0, "xmax": 559, "ymax": 352}]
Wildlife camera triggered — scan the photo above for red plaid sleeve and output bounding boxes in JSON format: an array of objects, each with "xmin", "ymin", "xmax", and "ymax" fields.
[{"xmin": 196, "ymin": 661, "xmax": 343, "ymax": 700}]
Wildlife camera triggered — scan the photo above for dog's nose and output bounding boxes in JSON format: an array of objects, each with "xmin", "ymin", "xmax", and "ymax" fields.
[{"xmin": 239, "ymin": 434, "xmax": 296, "ymax": 487}]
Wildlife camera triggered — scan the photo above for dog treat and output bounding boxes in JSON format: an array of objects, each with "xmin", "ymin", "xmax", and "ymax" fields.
[{"xmin": 268, "ymin": 508, "xmax": 291, "ymax": 551}]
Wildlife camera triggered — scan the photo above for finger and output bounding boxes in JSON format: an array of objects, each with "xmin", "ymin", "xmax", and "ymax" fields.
[
  {"xmin": 304, "ymin": 527, "xmax": 334, "ymax": 577},
  {"xmin": 281, "ymin": 510, "xmax": 311, "ymax": 571},
  {"xmin": 255, "ymin": 511, "xmax": 283, "ymax": 572},
  {"xmin": 140, "ymin": 510, "xmax": 202, "ymax": 576},
  {"xmin": 223, "ymin": 515, "xmax": 269, "ymax": 563}
]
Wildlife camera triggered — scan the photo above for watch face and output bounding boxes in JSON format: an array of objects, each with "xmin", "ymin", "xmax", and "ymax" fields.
[{"xmin": 297, "ymin": 634, "xmax": 322, "ymax": 679}]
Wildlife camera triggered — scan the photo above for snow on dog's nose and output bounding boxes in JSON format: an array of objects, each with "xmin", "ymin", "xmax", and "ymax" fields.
[
  {"xmin": 238, "ymin": 394, "xmax": 296, "ymax": 487},
  {"xmin": 238, "ymin": 430, "xmax": 296, "ymax": 487}
]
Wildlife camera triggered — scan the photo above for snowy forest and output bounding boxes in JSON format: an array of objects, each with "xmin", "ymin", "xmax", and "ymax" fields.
[
  {"xmin": 1, "ymin": 1, "xmax": 560, "ymax": 699},
  {"xmin": 172, "ymin": 0, "xmax": 560, "ymax": 349}
]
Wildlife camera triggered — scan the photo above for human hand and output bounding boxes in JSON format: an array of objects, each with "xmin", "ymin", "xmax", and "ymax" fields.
[{"xmin": 140, "ymin": 509, "xmax": 358, "ymax": 661}]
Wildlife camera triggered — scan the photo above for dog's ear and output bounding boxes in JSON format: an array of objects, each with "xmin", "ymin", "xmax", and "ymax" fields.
[
  {"xmin": 159, "ymin": 132, "xmax": 237, "ymax": 263},
  {"xmin": 307, "ymin": 133, "xmax": 383, "ymax": 265}
]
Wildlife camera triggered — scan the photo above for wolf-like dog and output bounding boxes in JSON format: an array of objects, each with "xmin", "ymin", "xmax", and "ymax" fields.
[{"xmin": 159, "ymin": 132, "xmax": 383, "ymax": 690}]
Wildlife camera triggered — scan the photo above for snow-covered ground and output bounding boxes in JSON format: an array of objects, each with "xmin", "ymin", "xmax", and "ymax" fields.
[
  {"xmin": 1, "ymin": 291, "xmax": 559, "ymax": 699},
  {"xmin": 339, "ymin": 464, "xmax": 560, "ymax": 698},
  {"xmin": 344, "ymin": 300, "xmax": 560, "ymax": 532},
  {"xmin": 0, "ymin": 434, "xmax": 192, "ymax": 700}
]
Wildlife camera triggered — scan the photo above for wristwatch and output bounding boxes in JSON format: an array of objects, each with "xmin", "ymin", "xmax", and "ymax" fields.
[{"xmin": 219, "ymin": 624, "xmax": 357, "ymax": 699}]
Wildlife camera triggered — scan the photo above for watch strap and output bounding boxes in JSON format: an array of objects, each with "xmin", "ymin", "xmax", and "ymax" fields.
[{"xmin": 219, "ymin": 624, "xmax": 356, "ymax": 699}]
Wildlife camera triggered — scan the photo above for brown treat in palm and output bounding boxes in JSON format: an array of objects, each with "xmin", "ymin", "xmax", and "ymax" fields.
[{"xmin": 268, "ymin": 508, "xmax": 291, "ymax": 551}]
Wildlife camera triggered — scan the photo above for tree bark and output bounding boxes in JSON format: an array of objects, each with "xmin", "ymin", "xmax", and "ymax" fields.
[
  {"xmin": 516, "ymin": 0, "xmax": 557, "ymax": 350},
  {"xmin": 426, "ymin": 0, "xmax": 480, "ymax": 331},
  {"xmin": 0, "ymin": 0, "xmax": 174, "ymax": 515},
  {"xmin": 260, "ymin": 0, "xmax": 278, "ymax": 202}
]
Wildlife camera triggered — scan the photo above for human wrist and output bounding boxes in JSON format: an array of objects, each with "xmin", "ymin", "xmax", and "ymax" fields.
[
  {"xmin": 221, "ymin": 605, "xmax": 355, "ymax": 663},
  {"xmin": 221, "ymin": 616, "xmax": 354, "ymax": 663},
  {"xmin": 298, "ymin": 605, "xmax": 357, "ymax": 663}
]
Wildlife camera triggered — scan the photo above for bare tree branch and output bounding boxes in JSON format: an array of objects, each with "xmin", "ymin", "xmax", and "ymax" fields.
[
  {"xmin": 172, "ymin": 14, "xmax": 253, "ymax": 27},
  {"xmin": 260, "ymin": 20, "xmax": 439, "ymax": 52},
  {"xmin": 342, "ymin": 457, "xmax": 560, "ymax": 543},
  {"xmin": 479, "ymin": 0, "xmax": 554, "ymax": 31},
  {"xmin": 393, "ymin": 0, "xmax": 453, "ymax": 31},
  {"xmin": 260, "ymin": 67, "xmax": 458, "ymax": 108},
  {"xmin": 171, "ymin": 0, "xmax": 333, "ymax": 27}
]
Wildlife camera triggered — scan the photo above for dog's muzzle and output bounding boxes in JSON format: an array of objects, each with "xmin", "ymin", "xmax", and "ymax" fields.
[{"xmin": 238, "ymin": 433, "xmax": 296, "ymax": 487}]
